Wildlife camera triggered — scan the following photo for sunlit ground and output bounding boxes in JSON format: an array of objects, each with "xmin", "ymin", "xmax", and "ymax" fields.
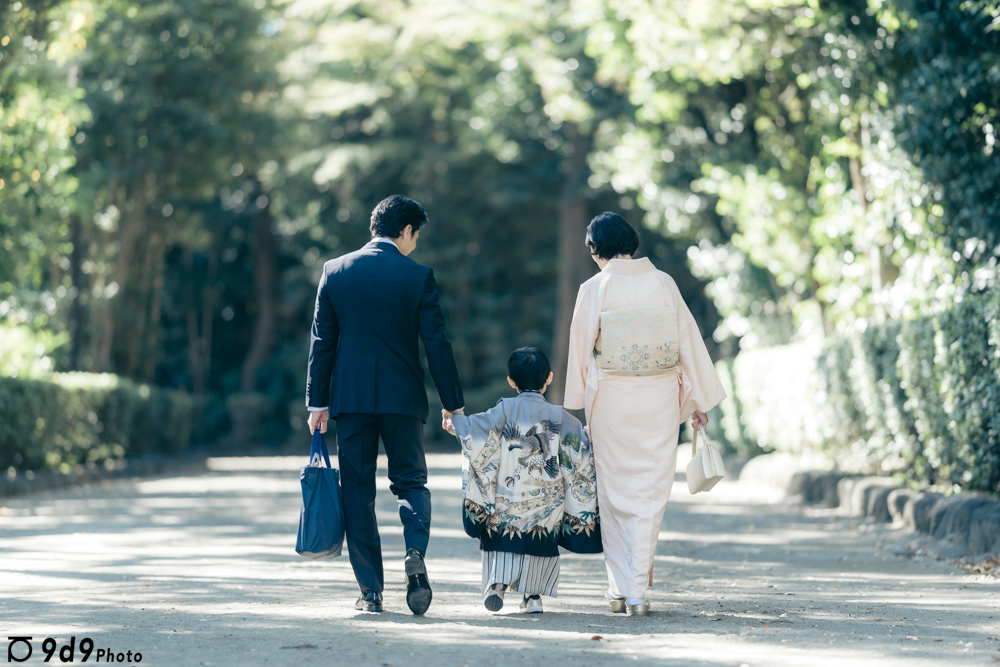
[{"xmin": 1, "ymin": 454, "xmax": 997, "ymax": 666}]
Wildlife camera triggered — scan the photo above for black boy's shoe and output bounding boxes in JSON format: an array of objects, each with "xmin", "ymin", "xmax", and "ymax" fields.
[
  {"xmin": 404, "ymin": 547, "xmax": 433, "ymax": 615},
  {"xmin": 484, "ymin": 584, "xmax": 506, "ymax": 612},
  {"xmin": 355, "ymin": 590, "xmax": 383, "ymax": 613}
]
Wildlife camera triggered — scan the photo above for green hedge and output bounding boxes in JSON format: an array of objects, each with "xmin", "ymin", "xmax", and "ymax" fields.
[
  {"xmin": 724, "ymin": 289, "xmax": 1000, "ymax": 496},
  {"xmin": 0, "ymin": 373, "xmax": 192, "ymax": 474}
]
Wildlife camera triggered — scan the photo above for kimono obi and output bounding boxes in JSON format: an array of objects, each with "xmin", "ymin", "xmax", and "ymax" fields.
[{"xmin": 594, "ymin": 306, "xmax": 679, "ymax": 376}]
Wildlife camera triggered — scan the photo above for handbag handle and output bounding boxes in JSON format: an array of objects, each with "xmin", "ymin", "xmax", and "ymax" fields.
[
  {"xmin": 310, "ymin": 429, "xmax": 333, "ymax": 468},
  {"xmin": 691, "ymin": 428, "xmax": 705, "ymax": 458}
]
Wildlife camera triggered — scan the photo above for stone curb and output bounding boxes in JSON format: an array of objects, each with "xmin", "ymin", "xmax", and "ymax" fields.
[
  {"xmin": 1, "ymin": 451, "xmax": 210, "ymax": 498},
  {"xmin": 737, "ymin": 452, "xmax": 1000, "ymax": 561}
]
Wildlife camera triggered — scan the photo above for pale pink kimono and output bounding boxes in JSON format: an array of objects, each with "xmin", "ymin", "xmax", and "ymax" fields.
[{"xmin": 564, "ymin": 257, "xmax": 726, "ymax": 601}]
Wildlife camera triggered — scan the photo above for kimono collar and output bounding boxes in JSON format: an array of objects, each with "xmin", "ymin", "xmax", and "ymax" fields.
[
  {"xmin": 602, "ymin": 256, "xmax": 656, "ymax": 274},
  {"xmin": 518, "ymin": 390, "xmax": 548, "ymax": 403}
]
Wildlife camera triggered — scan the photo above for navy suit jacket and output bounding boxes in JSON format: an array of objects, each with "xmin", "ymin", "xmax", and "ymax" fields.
[{"xmin": 305, "ymin": 240, "xmax": 464, "ymax": 421}]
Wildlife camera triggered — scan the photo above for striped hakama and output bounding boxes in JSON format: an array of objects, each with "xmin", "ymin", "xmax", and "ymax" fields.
[{"xmin": 482, "ymin": 551, "xmax": 560, "ymax": 597}]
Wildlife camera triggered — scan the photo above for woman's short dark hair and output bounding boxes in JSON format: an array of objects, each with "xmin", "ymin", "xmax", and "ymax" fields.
[
  {"xmin": 370, "ymin": 195, "xmax": 428, "ymax": 238},
  {"xmin": 586, "ymin": 212, "xmax": 640, "ymax": 260},
  {"xmin": 507, "ymin": 347, "xmax": 552, "ymax": 392}
]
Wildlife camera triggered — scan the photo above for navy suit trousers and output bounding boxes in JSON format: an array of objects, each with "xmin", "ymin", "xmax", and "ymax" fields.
[{"xmin": 335, "ymin": 413, "xmax": 431, "ymax": 593}]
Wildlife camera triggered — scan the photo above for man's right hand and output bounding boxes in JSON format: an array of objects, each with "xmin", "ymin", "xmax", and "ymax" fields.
[{"xmin": 308, "ymin": 409, "xmax": 329, "ymax": 434}]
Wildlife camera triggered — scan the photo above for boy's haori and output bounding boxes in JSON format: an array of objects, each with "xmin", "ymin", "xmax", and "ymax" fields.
[{"xmin": 452, "ymin": 392, "xmax": 602, "ymax": 557}]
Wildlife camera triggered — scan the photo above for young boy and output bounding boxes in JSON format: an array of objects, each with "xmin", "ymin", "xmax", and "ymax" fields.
[{"xmin": 444, "ymin": 347, "xmax": 602, "ymax": 613}]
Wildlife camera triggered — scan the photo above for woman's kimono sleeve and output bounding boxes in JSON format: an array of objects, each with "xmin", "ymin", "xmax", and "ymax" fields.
[
  {"xmin": 451, "ymin": 402, "xmax": 506, "ymax": 539},
  {"xmin": 564, "ymin": 284, "xmax": 597, "ymax": 411},
  {"xmin": 673, "ymin": 282, "xmax": 727, "ymax": 423},
  {"xmin": 556, "ymin": 412, "xmax": 603, "ymax": 554}
]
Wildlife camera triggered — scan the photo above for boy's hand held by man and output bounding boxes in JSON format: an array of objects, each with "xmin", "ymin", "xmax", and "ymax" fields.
[{"xmin": 442, "ymin": 408, "xmax": 459, "ymax": 434}]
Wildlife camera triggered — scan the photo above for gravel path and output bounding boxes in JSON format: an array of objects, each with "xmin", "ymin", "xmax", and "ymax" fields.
[{"xmin": 2, "ymin": 453, "xmax": 998, "ymax": 666}]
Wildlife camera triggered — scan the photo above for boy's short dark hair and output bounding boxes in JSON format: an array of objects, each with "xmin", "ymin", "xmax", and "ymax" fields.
[
  {"xmin": 370, "ymin": 195, "xmax": 428, "ymax": 239},
  {"xmin": 507, "ymin": 347, "xmax": 552, "ymax": 392},
  {"xmin": 586, "ymin": 211, "xmax": 640, "ymax": 260}
]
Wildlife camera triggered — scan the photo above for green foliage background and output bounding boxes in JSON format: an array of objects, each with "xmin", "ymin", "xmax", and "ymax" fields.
[
  {"xmin": 1, "ymin": 0, "xmax": 999, "ymax": 486},
  {"xmin": 720, "ymin": 288, "xmax": 1000, "ymax": 495}
]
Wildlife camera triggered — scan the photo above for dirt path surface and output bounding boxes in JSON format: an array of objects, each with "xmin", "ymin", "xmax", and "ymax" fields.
[{"xmin": 2, "ymin": 453, "xmax": 998, "ymax": 666}]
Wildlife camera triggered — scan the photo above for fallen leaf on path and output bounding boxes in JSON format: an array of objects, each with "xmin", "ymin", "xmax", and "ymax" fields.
[
  {"xmin": 762, "ymin": 624, "xmax": 770, "ymax": 628},
  {"xmin": 280, "ymin": 644, "xmax": 318, "ymax": 649},
  {"xmin": 933, "ymin": 639, "xmax": 943, "ymax": 642},
  {"xmin": 590, "ymin": 636, "xmax": 606, "ymax": 642}
]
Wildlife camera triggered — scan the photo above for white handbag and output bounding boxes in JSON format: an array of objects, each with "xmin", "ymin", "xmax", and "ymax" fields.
[{"xmin": 686, "ymin": 429, "xmax": 725, "ymax": 494}]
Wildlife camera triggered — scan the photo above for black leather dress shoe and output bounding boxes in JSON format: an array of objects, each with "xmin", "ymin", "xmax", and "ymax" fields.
[
  {"xmin": 404, "ymin": 547, "xmax": 432, "ymax": 615},
  {"xmin": 355, "ymin": 590, "xmax": 383, "ymax": 613}
]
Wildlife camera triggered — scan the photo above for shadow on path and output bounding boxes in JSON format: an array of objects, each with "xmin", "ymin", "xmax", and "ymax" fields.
[{"xmin": 1, "ymin": 455, "xmax": 997, "ymax": 666}]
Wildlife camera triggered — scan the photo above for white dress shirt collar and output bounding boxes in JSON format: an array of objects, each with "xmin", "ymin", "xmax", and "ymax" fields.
[{"xmin": 372, "ymin": 237, "xmax": 400, "ymax": 249}]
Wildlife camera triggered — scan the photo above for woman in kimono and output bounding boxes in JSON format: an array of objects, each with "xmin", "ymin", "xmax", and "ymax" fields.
[
  {"xmin": 446, "ymin": 347, "xmax": 602, "ymax": 613},
  {"xmin": 563, "ymin": 212, "xmax": 726, "ymax": 616}
]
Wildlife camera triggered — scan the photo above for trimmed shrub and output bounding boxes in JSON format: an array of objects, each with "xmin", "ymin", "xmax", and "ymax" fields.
[
  {"xmin": 716, "ymin": 339, "xmax": 827, "ymax": 456},
  {"xmin": 722, "ymin": 288, "xmax": 1000, "ymax": 496},
  {"xmin": 0, "ymin": 373, "xmax": 192, "ymax": 474}
]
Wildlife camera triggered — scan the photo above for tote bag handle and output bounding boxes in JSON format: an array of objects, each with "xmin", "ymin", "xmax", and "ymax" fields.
[{"xmin": 309, "ymin": 429, "xmax": 334, "ymax": 468}]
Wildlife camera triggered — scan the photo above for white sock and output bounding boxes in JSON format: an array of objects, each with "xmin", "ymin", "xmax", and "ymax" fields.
[{"xmin": 626, "ymin": 597, "xmax": 646, "ymax": 605}]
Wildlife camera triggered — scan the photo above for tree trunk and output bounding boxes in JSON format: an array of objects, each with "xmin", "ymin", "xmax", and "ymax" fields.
[
  {"xmin": 126, "ymin": 223, "xmax": 155, "ymax": 378},
  {"xmin": 187, "ymin": 306, "xmax": 204, "ymax": 396},
  {"xmin": 848, "ymin": 121, "xmax": 884, "ymax": 324},
  {"xmin": 187, "ymin": 247, "xmax": 217, "ymax": 432},
  {"xmin": 142, "ymin": 237, "xmax": 165, "ymax": 380},
  {"xmin": 94, "ymin": 179, "xmax": 143, "ymax": 372},
  {"xmin": 240, "ymin": 188, "xmax": 277, "ymax": 392},
  {"xmin": 201, "ymin": 250, "xmax": 218, "ymax": 390},
  {"xmin": 69, "ymin": 214, "xmax": 85, "ymax": 370},
  {"xmin": 550, "ymin": 125, "xmax": 594, "ymax": 404}
]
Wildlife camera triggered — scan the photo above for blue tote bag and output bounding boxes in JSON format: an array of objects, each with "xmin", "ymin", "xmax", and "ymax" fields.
[{"xmin": 296, "ymin": 430, "xmax": 345, "ymax": 559}]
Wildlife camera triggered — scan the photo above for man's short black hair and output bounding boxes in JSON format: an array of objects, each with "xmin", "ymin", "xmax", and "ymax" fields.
[
  {"xmin": 370, "ymin": 195, "xmax": 428, "ymax": 239},
  {"xmin": 507, "ymin": 347, "xmax": 552, "ymax": 392},
  {"xmin": 586, "ymin": 212, "xmax": 640, "ymax": 260}
]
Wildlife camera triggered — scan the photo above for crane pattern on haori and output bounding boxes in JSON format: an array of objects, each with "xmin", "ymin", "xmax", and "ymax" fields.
[{"xmin": 453, "ymin": 392, "xmax": 601, "ymax": 554}]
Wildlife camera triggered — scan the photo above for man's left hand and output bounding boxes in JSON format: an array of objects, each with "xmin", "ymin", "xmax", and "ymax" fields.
[{"xmin": 441, "ymin": 407, "xmax": 463, "ymax": 433}]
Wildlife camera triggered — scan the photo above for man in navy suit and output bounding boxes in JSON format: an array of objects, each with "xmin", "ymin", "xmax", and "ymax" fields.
[{"xmin": 306, "ymin": 195, "xmax": 465, "ymax": 615}]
